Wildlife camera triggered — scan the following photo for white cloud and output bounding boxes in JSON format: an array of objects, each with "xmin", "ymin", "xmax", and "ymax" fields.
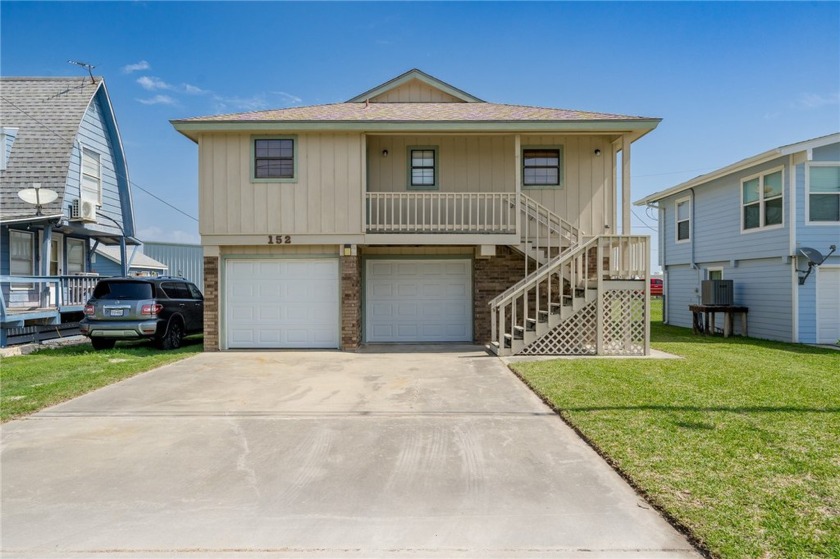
[
  {"xmin": 183, "ymin": 83, "xmax": 209, "ymax": 95},
  {"xmin": 137, "ymin": 76, "xmax": 173, "ymax": 91},
  {"xmin": 136, "ymin": 226, "xmax": 200, "ymax": 245},
  {"xmin": 273, "ymin": 91, "xmax": 302, "ymax": 104},
  {"xmin": 212, "ymin": 94, "xmax": 271, "ymax": 112},
  {"xmin": 137, "ymin": 95, "xmax": 177, "ymax": 106},
  {"xmin": 122, "ymin": 60, "xmax": 150, "ymax": 74},
  {"xmin": 794, "ymin": 92, "xmax": 840, "ymax": 110}
]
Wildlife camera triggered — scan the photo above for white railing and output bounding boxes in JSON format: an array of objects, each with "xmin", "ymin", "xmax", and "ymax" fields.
[
  {"xmin": 1, "ymin": 275, "xmax": 99, "ymax": 319},
  {"xmin": 519, "ymin": 194, "xmax": 581, "ymax": 276},
  {"xmin": 366, "ymin": 192, "xmax": 517, "ymax": 233},
  {"xmin": 489, "ymin": 235, "xmax": 649, "ymax": 356}
]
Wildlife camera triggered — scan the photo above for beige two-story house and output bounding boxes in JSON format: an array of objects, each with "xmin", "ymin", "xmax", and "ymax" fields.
[{"xmin": 171, "ymin": 69, "xmax": 659, "ymax": 356}]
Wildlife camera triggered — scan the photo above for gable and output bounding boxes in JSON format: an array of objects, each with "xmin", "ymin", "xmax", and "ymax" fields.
[
  {"xmin": 369, "ymin": 78, "xmax": 466, "ymax": 103},
  {"xmin": 347, "ymin": 69, "xmax": 483, "ymax": 103}
]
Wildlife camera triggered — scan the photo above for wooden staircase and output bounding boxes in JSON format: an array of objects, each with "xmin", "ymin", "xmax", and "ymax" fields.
[{"xmin": 489, "ymin": 197, "xmax": 651, "ymax": 357}]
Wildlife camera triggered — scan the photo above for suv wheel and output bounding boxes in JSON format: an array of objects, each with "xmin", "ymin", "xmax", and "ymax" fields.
[
  {"xmin": 91, "ymin": 338, "xmax": 117, "ymax": 351},
  {"xmin": 156, "ymin": 321, "xmax": 183, "ymax": 350}
]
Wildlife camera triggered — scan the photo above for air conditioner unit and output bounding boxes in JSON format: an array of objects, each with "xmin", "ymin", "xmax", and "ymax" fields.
[
  {"xmin": 701, "ymin": 280, "xmax": 733, "ymax": 306},
  {"xmin": 71, "ymin": 198, "xmax": 97, "ymax": 222}
]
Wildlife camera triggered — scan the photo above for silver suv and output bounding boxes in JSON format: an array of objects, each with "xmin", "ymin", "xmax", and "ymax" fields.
[{"xmin": 80, "ymin": 277, "xmax": 204, "ymax": 350}]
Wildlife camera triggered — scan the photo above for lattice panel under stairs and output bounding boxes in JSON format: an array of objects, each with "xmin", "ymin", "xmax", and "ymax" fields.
[
  {"xmin": 521, "ymin": 300, "xmax": 598, "ymax": 355},
  {"xmin": 601, "ymin": 288, "xmax": 646, "ymax": 356}
]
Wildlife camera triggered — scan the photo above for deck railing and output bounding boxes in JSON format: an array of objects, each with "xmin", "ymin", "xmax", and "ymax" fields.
[
  {"xmin": 366, "ymin": 192, "xmax": 517, "ymax": 234},
  {"xmin": 0, "ymin": 275, "xmax": 100, "ymax": 319}
]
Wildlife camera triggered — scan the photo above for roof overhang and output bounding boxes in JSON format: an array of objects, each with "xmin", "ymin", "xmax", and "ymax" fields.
[
  {"xmin": 635, "ymin": 132, "xmax": 840, "ymax": 206},
  {"xmin": 0, "ymin": 214, "xmax": 65, "ymax": 225},
  {"xmin": 171, "ymin": 119, "xmax": 662, "ymax": 143}
]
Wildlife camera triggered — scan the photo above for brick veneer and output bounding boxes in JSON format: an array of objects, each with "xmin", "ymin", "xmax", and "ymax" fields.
[
  {"xmin": 203, "ymin": 256, "xmax": 219, "ymax": 351},
  {"xmin": 340, "ymin": 254, "xmax": 361, "ymax": 350},
  {"xmin": 473, "ymin": 247, "xmax": 527, "ymax": 344}
]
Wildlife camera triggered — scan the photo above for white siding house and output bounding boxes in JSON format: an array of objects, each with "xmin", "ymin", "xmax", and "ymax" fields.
[{"xmin": 637, "ymin": 133, "xmax": 840, "ymax": 344}]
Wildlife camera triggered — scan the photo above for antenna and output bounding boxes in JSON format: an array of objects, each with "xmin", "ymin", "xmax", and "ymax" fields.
[{"xmin": 68, "ymin": 60, "xmax": 96, "ymax": 84}]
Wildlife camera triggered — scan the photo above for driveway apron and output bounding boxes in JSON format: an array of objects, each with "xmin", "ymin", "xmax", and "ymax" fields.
[{"xmin": 1, "ymin": 347, "xmax": 699, "ymax": 558}]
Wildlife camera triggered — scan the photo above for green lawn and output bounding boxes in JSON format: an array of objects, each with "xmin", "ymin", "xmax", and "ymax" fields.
[
  {"xmin": 511, "ymin": 298, "xmax": 840, "ymax": 559},
  {"xmin": 0, "ymin": 338, "xmax": 202, "ymax": 422}
]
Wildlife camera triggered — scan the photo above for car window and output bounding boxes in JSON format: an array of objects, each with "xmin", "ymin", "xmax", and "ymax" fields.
[
  {"xmin": 92, "ymin": 281, "xmax": 154, "ymax": 300},
  {"xmin": 187, "ymin": 283, "xmax": 203, "ymax": 300},
  {"xmin": 161, "ymin": 282, "xmax": 191, "ymax": 299}
]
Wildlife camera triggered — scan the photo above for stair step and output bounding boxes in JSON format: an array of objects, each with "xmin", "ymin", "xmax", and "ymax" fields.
[
  {"xmin": 502, "ymin": 333, "xmax": 513, "ymax": 348},
  {"xmin": 525, "ymin": 318, "xmax": 537, "ymax": 330}
]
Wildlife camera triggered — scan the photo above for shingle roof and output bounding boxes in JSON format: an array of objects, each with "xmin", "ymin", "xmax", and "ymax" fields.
[
  {"xmin": 95, "ymin": 244, "xmax": 168, "ymax": 270},
  {"xmin": 177, "ymin": 102, "xmax": 653, "ymax": 124},
  {"xmin": 0, "ymin": 77, "xmax": 102, "ymax": 220}
]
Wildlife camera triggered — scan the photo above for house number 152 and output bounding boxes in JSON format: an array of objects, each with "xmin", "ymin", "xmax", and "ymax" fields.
[{"xmin": 267, "ymin": 235, "xmax": 291, "ymax": 244}]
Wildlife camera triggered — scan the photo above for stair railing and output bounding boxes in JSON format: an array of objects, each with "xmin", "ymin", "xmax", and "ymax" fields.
[{"xmin": 518, "ymin": 194, "xmax": 581, "ymax": 277}]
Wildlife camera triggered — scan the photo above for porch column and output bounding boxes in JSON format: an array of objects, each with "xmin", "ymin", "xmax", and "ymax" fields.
[
  {"xmin": 40, "ymin": 226, "xmax": 52, "ymax": 308},
  {"xmin": 622, "ymin": 134, "xmax": 631, "ymax": 235},
  {"xmin": 514, "ymin": 134, "xmax": 521, "ymax": 235},
  {"xmin": 119, "ymin": 237, "xmax": 128, "ymax": 276}
]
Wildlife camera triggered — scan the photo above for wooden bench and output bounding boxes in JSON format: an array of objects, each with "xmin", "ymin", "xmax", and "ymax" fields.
[{"xmin": 690, "ymin": 305, "xmax": 748, "ymax": 338}]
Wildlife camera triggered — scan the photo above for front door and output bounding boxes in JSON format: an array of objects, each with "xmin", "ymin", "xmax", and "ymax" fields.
[{"xmin": 50, "ymin": 234, "xmax": 64, "ymax": 276}]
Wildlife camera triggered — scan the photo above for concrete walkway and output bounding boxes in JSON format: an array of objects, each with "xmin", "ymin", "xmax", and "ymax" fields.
[{"xmin": 1, "ymin": 346, "xmax": 699, "ymax": 558}]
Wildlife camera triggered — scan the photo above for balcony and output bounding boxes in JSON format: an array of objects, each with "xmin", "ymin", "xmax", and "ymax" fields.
[
  {"xmin": 1, "ymin": 275, "xmax": 99, "ymax": 326},
  {"xmin": 365, "ymin": 192, "xmax": 518, "ymax": 243}
]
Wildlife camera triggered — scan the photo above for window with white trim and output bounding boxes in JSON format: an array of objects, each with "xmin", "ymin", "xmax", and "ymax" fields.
[
  {"xmin": 808, "ymin": 164, "xmax": 840, "ymax": 223},
  {"xmin": 408, "ymin": 147, "xmax": 438, "ymax": 189},
  {"xmin": 707, "ymin": 268, "xmax": 723, "ymax": 281},
  {"xmin": 675, "ymin": 198, "xmax": 690, "ymax": 242},
  {"xmin": 10, "ymin": 230, "xmax": 33, "ymax": 288},
  {"xmin": 81, "ymin": 147, "xmax": 102, "ymax": 205},
  {"xmin": 742, "ymin": 168, "xmax": 783, "ymax": 231},
  {"xmin": 67, "ymin": 238, "xmax": 86, "ymax": 274}
]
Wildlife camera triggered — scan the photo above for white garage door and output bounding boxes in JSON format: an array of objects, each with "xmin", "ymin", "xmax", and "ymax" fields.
[
  {"xmin": 366, "ymin": 259, "xmax": 472, "ymax": 343},
  {"xmin": 225, "ymin": 259, "xmax": 339, "ymax": 349},
  {"xmin": 817, "ymin": 267, "xmax": 840, "ymax": 344}
]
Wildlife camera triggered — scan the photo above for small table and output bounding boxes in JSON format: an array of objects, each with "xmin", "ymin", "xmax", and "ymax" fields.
[{"xmin": 689, "ymin": 305, "xmax": 748, "ymax": 338}]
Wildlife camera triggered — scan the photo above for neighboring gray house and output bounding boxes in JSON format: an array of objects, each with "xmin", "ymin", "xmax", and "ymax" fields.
[
  {"xmin": 92, "ymin": 245, "xmax": 168, "ymax": 277},
  {"xmin": 0, "ymin": 77, "xmax": 138, "ymax": 346},
  {"xmin": 142, "ymin": 242, "xmax": 204, "ymax": 290},
  {"xmin": 637, "ymin": 133, "xmax": 840, "ymax": 344}
]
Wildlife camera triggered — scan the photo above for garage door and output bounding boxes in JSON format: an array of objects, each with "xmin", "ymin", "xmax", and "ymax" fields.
[
  {"xmin": 225, "ymin": 259, "xmax": 339, "ymax": 349},
  {"xmin": 366, "ymin": 259, "xmax": 472, "ymax": 343},
  {"xmin": 817, "ymin": 267, "xmax": 840, "ymax": 344}
]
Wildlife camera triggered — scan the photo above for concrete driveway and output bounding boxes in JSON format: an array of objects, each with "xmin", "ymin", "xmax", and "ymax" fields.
[{"xmin": 1, "ymin": 346, "xmax": 698, "ymax": 558}]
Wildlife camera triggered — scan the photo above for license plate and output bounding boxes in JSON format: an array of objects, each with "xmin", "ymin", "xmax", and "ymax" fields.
[{"xmin": 109, "ymin": 309, "xmax": 124, "ymax": 317}]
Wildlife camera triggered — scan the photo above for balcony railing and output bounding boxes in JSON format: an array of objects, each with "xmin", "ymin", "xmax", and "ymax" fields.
[
  {"xmin": 1, "ymin": 275, "xmax": 99, "ymax": 319},
  {"xmin": 366, "ymin": 192, "xmax": 517, "ymax": 234}
]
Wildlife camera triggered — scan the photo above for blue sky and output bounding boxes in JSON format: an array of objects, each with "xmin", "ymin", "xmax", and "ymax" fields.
[{"xmin": 2, "ymin": 1, "xmax": 838, "ymax": 267}]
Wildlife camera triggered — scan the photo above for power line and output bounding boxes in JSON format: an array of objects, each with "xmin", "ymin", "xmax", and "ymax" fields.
[
  {"xmin": 631, "ymin": 208, "xmax": 657, "ymax": 232},
  {"xmin": 1, "ymin": 94, "xmax": 198, "ymax": 222}
]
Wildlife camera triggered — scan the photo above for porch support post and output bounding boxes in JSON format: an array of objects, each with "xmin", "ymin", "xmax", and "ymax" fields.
[
  {"xmin": 119, "ymin": 237, "xmax": 128, "ymax": 276},
  {"xmin": 622, "ymin": 134, "xmax": 631, "ymax": 235},
  {"xmin": 40, "ymin": 226, "xmax": 52, "ymax": 308},
  {"xmin": 514, "ymin": 134, "xmax": 522, "ymax": 251}
]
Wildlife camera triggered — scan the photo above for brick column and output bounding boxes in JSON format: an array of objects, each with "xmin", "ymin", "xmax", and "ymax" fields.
[
  {"xmin": 473, "ymin": 247, "xmax": 526, "ymax": 344},
  {"xmin": 203, "ymin": 256, "xmax": 219, "ymax": 351},
  {"xmin": 340, "ymin": 254, "xmax": 361, "ymax": 350}
]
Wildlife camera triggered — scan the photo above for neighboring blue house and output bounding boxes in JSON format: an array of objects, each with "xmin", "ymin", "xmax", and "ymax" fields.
[
  {"xmin": 92, "ymin": 245, "xmax": 168, "ymax": 277},
  {"xmin": 636, "ymin": 133, "xmax": 840, "ymax": 345},
  {"xmin": 0, "ymin": 77, "xmax": 138, "ymax": 345}
]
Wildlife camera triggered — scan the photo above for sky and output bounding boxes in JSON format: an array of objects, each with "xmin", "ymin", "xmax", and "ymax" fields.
[{"xmin": 2, "ymin": 1, "xmax": 839, "ymax": 269}]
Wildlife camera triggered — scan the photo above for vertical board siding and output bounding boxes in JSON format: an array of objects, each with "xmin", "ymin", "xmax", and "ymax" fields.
[
  {"xmin": 369, "ymin": 79, "xmax": 463, "ymax": 103},
  {"xmin": 199, "ymin": 133, "xmax": 364, "ymax": 236}
]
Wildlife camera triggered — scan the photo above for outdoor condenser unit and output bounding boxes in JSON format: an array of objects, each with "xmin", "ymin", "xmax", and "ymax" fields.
[{"xmin": 701, "ymin": 280, "xmax": 733, "ymax": 306}]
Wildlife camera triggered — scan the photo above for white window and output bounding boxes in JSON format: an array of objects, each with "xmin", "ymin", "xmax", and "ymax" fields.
[
  {"xmin": 808, "ymin": 164, "xmax": 840, "ymax": 223},
  {"xmin": 67, "ymin": 238, "xmax": 86, "ymax": 274},
  {"xmin": 707, "ymin": 268, "xmax": 723, "ymax": 281},
  {"xmin": 81, "ymin": 147, "xmax": 102, "ymax": 205},
  {"xmin": 742, "ymin": 168, "xmax": 783, "ymax": 231},
  {"xmin": 9, "ymin": 230, "xmax": 33, "ymax": 288},
  {"xmin": 675, "ymin": 197, "xmax": 690, "ymax": 243}
]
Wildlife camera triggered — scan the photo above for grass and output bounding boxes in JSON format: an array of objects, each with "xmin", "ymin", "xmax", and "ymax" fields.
[
  {"xmin": 0, "ymin": 337, "xmax": 202, "ymax": 422},
  {"xmin": 511, "ymin": 298, "xmax": 840, "ymax": 559}
]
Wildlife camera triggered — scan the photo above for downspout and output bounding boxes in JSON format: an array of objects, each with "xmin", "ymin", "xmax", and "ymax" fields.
[{"xmin": 689, "ymin": 188, "xmax": 697, "ymax": 272}]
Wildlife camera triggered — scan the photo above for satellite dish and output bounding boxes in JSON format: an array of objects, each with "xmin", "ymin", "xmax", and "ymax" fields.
[
  {"xmin": 17, "ymin": 187, "xmax": 59, "ymax": 207},
  {"xmin": 796, "ymin": 245, "xmax": 837, "ymax": 285}
]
